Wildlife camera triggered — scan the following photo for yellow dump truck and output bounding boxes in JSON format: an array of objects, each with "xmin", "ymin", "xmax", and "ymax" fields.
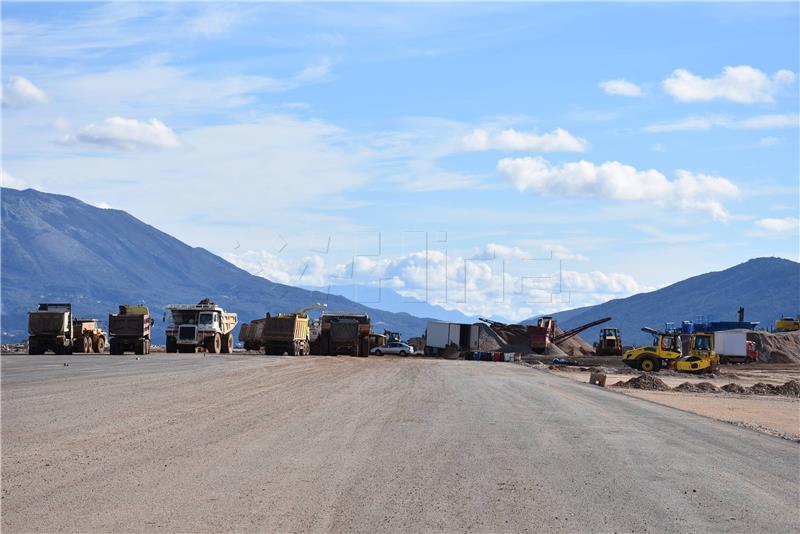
[
  {"xmin": 262, "ymin": 313, "xmax": 311, "ymax": 356},
  {"xmin": 72, "ymin": 318, "xmax": 107, "ymax": 353},
  {"xmin": 239, "ymin": 318, "xmax": 267, "ymax": 351},
  {"xmin": 109, "ymin": 305, "xmax": 153, "ymax": 355}
]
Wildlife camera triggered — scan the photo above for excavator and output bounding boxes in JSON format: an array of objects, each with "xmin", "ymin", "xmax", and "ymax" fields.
[{"xmin": 623, "ymin": 327, "xmax": 719, "ymax": 373}]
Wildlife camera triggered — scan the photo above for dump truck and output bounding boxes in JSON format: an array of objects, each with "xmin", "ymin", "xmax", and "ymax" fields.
[
  {"xmin": 262, "ymin": 313, "xmax": 311, "ymax": 355},
  {"xmin": 242, "ymin": 303, "xmax": 326, "ymax": 352},
  {"xmin": 72, "ymin": 318, "xmax": 107, "ymax": 353},
  {"xmin": 318, "ymin": 312, "xmax": 371, "ymax": 356},
  {"xmin": 595, "ymin": 327, "xmax": 623, "ymax": 356},
  {"xmin": 239, "ymin": 318, "xmax": 267, "ymax": 351},
  {"xmin": 28, "ymin": 303, "xmax": 74, "ymax": 355},
  {"xmin": 109, "ymin": 305, "xmax": 153, "ymax": 355},
  {"xmin": 165, "ymin": 299, "xmax": 237, "ymax": 354}
]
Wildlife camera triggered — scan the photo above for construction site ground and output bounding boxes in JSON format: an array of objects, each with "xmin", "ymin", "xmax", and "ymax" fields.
[
  {"xmin": 549, "ymin": 363, "xmax": 800, "ymax": 441},
  {"xmin": 2, "ymin": 352, "xmax": 798, "ymax": 533}
]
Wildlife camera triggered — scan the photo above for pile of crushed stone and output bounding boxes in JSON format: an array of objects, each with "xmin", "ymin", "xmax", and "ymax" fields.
[
  {"xmin": 612, "ymin": 377, "xmax": 800, "ymax": 397},
  {"xmin": 748, "ymin": 380, "xmax": 800, "ymax": 397},
  {"xmin": 673, "ymin": 382, "xmax": 721, "ymax": 393},
  {"xmin": 612, "ymin": 374, "xmax": 671, "ymax": 391}
]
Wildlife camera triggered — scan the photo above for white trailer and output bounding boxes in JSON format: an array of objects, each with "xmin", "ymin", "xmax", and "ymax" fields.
[
  {"xmin": 714, "ymin": 330, "xmax": 755, "ymax": 363},
  {"xmin": 425, "ymin": 321, "xmax": 450, "ymax": 350}
]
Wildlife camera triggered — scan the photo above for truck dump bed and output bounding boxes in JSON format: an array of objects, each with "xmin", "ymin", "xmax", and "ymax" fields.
[
  {"xmin": 220, "ymin": 313, "xmax": 238, "ymax": 335},
  {"xmin": 263, "ymin": 315, "xmax": 309, "ymax": 342},
  {"xmin": 109, "ymin": 314, "xmax": 150, "ymax": 337}
]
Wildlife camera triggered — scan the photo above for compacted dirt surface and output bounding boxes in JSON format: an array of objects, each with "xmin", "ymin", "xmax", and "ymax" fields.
[{"xmin": 2, "ymin": 354, "xmax": 799, "ymax": 533}]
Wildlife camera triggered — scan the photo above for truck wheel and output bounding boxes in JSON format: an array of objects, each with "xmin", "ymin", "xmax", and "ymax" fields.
[
  {"xmin": 134, "ymin": 339, "xmax": 145, "ymax": 355},
  {"xmin": 109, "ymin": 340, "xmax": 119, "ymax": 355},
  {"xmin": 221, "ymin": 333, "xmax": 233, "ymax": 354},
  {"xmin": 166, "ymin": 337, "xmax": 177, "ymax": 353},
  {"xmin": 207, "ymin": 334, "xmax": 221, "ymax": 354},
  {"xmin": 145, "ymin": 339, "xmax": 151, "ymax": 354},
  {"xmin": 28, "ymin": 338, "xmax": 38, "ymax": 355},
  {"xmin": 303, "ymin": 341, "xmax": 310, "ymax": 356},
  {"xmin": 93, "ymin": 336, "xmax": 106, "ymax": 353}
]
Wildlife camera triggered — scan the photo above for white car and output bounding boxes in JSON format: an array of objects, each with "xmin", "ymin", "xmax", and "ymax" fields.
[{"xmin": 370, "ymin": 342, "xmax": 414, "ymax": 356}]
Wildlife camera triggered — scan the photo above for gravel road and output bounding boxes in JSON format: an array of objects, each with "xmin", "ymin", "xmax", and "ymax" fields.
[{"xmin": 2, "ymin": 354, "xmax": 798, "ymax": 532}]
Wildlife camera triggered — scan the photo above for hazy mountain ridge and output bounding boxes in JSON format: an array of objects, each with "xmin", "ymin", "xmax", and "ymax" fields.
[
  {"xmin": 1, "ymin": 188, "xmax": 432, "ymax": 343},
  {"xmin": 525, "ymin": 257, "xmax": 800, "ymax": 346}
]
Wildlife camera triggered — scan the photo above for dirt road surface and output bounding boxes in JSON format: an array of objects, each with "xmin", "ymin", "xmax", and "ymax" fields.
[{"xmin": 2, "ymin": 354, "xmax": 799, "ymax": 532}]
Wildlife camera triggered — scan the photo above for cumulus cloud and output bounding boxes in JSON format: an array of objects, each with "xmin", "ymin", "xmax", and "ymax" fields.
[
  {"xmin": 663, "ymin": 66, "xmax": 796, "ymax": 103},
  {"xmin": 60, "ymin": 117, "xmax": 179, "ymax": 151},
  {"xmin": 496, "ymin": 157, "xmax": 739, "ymax": 221},
  {"xmin": 1, "ymin": 168, "xmax": 27, "ymax": 189},
  {"xmin": 646, "ymin": 113, "xmax": 799, "ymax": 132},
  {"xmin": 2, "ymin": 76, "xmax": 48, "ymax": 108},
  {"xmin": 599, "ymin": 79, "xmax": 642, "ymax": 97},
  {"xmin": 754, "ymin": 217, "xmax": 799, "ymax": 233},
  {"xmin": 462, "ymin": 128, "xmax": 587, "ymax": 152}
]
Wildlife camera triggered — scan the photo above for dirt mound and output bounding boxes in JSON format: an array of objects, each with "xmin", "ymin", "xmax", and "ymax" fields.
[
  {"xmin": 553, "ymin": 327, "xmax": 594, "ymax": 357},
  {"xmin": 747, "ymin": 380, "xmax": 800, "ymax": 397},
  {"xmin": 775, "ymin": 379, "xmax": 800, "ymax": 397},
  {"xmin": 748, "ymin": 331, "xmax": 800, "ymax": 363},
  {"xmin": 613, "ymin": 374, "xmax": 671, "ymax": 391},
  {"xmin": 721, "ymin": 383, "xmax": 749, "ymax": 394},
  {"xmin": 673, "ymin": 382, "xmax": 721, "ymax": 393}
]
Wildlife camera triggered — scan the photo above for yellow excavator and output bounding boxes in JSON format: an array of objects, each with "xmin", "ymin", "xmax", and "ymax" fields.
[{"xmin": 623, "ymin": 327, "xmax": 719, "ymax": 374}]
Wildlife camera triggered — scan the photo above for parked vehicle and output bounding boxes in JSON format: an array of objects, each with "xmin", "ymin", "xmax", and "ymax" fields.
[
  {"xmin": 595, "ymin": 327, "xmax": 623, "ymax": 356},
  {"xmin": 262, "ymin": 313, "xmax": 311, "ymax": 355},
  {"xmin": 28, "ymin": 303, "xmax": 74, "ymax": 355},
  {"xmin": 165, "ymin": 299, "xmax": 237, "ymax": 354},
  {"xmin": 109, "ymin": 305, "xmax": 153, "ymax": 355},
  {"xmin": 714, "ymin": 330, "xmax": 757, "ymax": 364},
  {"xmin": 239, "ymin": 318, "xmax": 267, "ymax": 351},
  {"xmin": 371, "ymin": 342, "xmax": 414, "ymax": 356},
  {"xmin": 72, "ymin": 318, "xmax": 107, "ymax": 353},
  {"xmin": 775, "ymin": 314, "xmax": 800, "ymax": 332},
  {"xmin": 318, "ymin": 313, "xmax": 371, "ymax": 356}
]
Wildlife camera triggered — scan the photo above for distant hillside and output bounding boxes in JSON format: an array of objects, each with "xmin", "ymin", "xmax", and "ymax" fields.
[
  {"xmin": 525, "ymin": 257, "xmax": 800, "ymax": 346},
  {"xmin": 0, "ymin": 188, "xmax": 431, "ymax": 343}
]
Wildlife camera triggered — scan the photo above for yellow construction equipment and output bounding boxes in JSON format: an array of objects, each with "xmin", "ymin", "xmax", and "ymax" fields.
[
  {"xmin": 775, "ymin": 314, "xmax": 800, "ymax": 332},
  {"xmin": 623, "ymin": 328, "xmax": 719, "ymax": 374}
]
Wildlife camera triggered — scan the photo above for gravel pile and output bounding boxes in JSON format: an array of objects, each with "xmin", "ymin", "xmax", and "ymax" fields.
[
  {"xmin": 721, "ymin": 383, "xmax": 749, "ymax": 394},
  {"xmin": 612, "ymin": 374, "xmax": 671, "ymax": 391},
  {"xmin": 673, "ymin": 382, "xmax": 721, "ymax": 393}
]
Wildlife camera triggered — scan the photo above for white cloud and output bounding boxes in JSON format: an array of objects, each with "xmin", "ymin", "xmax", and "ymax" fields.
[
  {"xmin": 496, "ymin": 157, "xmax": 739, "ymax": 221},
  {"xmin": 758, "ymin": 136, "xmax": 780, "ymax": 147},
  {"xmin": 663, "ymin": 66, "xmax": 796, "ymax": 103},
  {"xmin": 755, "ymin": 217, "xmax": 799, "ymax": 233},
  {"xmin": 189, "ymin": 9, "xmax": 241, "ymax": 36},
  {"xmin": 599, "ymin": 79, "xmax": 642, "ymax": 97},
  {"xmin": 645, "ymin": 113, "xmax": 799, "ymax": 133},
  {"xmin": 60, "ymin": 117, "xmax": 180, "ymax": 151},
  {"xmin": 2, "ymin": 76, "xmax": 48, "ymax": 108},
  {"xmin": 1, "ymin": 169, "xmax": 27, "ymax": 189},
  {"xmin": 462, "ymin": 127, "xmax": 588, "ymax": 152}
]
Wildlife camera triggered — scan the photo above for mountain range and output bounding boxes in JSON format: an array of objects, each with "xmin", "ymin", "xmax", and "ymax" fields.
[
  {"xmin": 527, "ymin": 257, "xmax": 799, "ymax": 345},
  {"xmin": 2, "ymin": 187, "xmax": 797, "ymax": 349},
  {"xmin": 0, "ymin": 187, "xmax": 432, "ymax": 343}
]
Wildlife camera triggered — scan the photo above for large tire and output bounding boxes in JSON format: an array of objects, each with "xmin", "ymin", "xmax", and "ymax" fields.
[
  {"xmin": 206, "ymin": 333, "xmax": 221, "ymax": 354},
  {"xmin": 109, "ymin": 339, "xmax": 121, "ymax": 355},
  {"xmin": 93, "ymin": 336, "xmax": 106, "ymax": 353},
  {"xmin": 28, "ymin": 337, "xmax": 38, "ymax": 355},
  {"xmin": 166, "ymin": 337, "xmax": 177, "ymax": 353},
  {"xmin": 221, "ymin": 333, "xmax": 233, "ymax": 354},
  {"xmin": 145, "ymin": 339, "xmax": 151, "ymax": 355},
  {"xmin": 303, "ymin": 340, "xmax": 310, "ymax": 356},
  {"xmin": 134, "ymin": 339, "xmax": 145, "ymax": 355}
]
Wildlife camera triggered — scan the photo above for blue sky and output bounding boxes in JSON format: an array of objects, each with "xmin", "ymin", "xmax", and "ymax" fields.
[{"xmin": 2, "ymin": 2, "xmax": 798, "ymax": 321}]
